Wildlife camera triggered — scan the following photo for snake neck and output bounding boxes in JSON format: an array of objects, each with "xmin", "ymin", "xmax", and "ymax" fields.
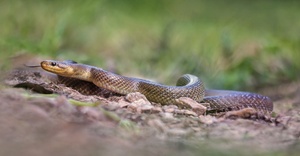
[
  {"xmin": 68, "ymin": 65, "xmax": 93, "ymax": 81},
  {"xmin": 89, "ymin": 68, "xmax": 139, "ymax": 95}
]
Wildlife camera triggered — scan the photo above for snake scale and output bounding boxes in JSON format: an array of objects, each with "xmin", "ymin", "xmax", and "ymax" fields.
[{"xmin": 41, "ymin": 60, "xmax": 273, "ymax": 113}]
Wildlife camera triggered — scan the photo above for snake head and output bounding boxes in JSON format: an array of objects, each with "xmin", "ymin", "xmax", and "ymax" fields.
[
  {"xmin": 41, "ymin": 60, "xmax": 75, "ymax": 76},
  {"xmin": 41, "ymin": 60, "xmax": 92, "ymax": 80}
]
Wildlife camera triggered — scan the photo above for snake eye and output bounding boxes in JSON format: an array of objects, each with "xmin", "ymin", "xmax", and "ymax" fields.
[{"xmin": 51, "ymin": 62, "xmax": 57, "ymax": 66}]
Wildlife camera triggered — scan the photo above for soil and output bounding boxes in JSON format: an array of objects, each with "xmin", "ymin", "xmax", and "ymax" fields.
[{"xmin": 1, "ymin": 58, "xmax": 300, "ymax": 156}]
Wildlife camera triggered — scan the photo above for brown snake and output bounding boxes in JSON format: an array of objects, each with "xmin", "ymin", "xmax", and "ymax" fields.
[{"xmin": 41, "ymin": 60, "xmax": 273, "ymax": 113}]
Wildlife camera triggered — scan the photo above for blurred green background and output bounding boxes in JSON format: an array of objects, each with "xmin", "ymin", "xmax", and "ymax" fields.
[{"xmin": 1, "ymin": 0, "xmax": 300, "ymax": 90}]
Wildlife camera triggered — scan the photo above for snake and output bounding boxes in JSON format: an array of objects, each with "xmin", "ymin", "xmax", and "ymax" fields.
[{"xmin": 40, "ymin": 60, "xmax": 273, "ymax": 113}]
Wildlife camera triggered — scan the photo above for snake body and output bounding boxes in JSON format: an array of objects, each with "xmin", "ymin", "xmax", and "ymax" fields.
[{"xmin": 41, "ymin": 60, "xmax": 273, "ymax": 113}]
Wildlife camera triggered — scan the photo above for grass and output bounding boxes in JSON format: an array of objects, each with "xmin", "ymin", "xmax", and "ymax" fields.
[{"xmin": 1, "ymin": 0, "xmax": 300, "ymax": 90}]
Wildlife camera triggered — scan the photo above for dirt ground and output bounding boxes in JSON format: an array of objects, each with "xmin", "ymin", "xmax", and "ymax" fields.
[{"xmin": 1, "ymin": 59, "xmax": 300, "ymax": 156}]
